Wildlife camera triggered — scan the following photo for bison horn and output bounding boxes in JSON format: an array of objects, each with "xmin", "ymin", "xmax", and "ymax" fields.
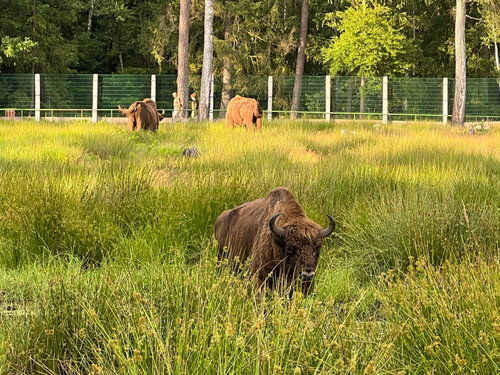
[
  {"xmin": 269, "ymin": 212, "xmax": 286, "ymax": 238},
  {"xmin": 320, "ymin": 215, "xmax": 336, "ymax": 238}
]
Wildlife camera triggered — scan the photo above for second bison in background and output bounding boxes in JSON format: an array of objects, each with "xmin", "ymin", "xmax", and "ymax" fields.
[
  {"xmin": 226, "ymin": 95, "xmax": 263, "ymax": 131},
  {"xmin": 215, "ymin": 187, "xmax": 335, "ymax": 295},
  {"xmin": 118, "ymin": 98, "xmax": 163, "ymax": 131}
]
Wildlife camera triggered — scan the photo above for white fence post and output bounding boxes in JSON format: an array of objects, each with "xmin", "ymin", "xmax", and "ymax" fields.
[
  {"xmin": 442, "ymin": 77, "xmax": 448, "ymax": 124},
  {"xmin": 151, "ymin": 74, "xmax": 156, "ymax": 102},
  {"xmin": 325, "ymin": 75, "xmax": 331, "ymax": 121},
  {"xmin": 209, "ymin": 73, "xmax": 214, "ymax": 121},
  {"xmin": 92, "ymin": 74, "xmax": 98, "ymax": 124},
  {"xmin": 267, "ymin": 76, "xmax": 273, "ymax": 121},
  {"xmin": 35, "ymin": 74, "xmax": 40, "ymax": 121},
  {"xmin": 382, "ymin": 76, "xmax": 388, "ymax": 124}
]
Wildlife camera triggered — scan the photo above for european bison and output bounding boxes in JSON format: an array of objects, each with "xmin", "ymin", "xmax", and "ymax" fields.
[
  {"xmin": 226, "ymin": 95, "xmax": 263, "ymax": 131},
  {"xmin": 215, "ymin": 187, "xmax": 335, "ymax": 295},
  {"xmin": 118, "ymin": 98, "xmax": 164, "ymax": 131}
]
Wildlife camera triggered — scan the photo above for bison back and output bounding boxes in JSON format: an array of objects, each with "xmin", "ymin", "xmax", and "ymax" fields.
[
  {"xmin": 215, "ymin": 199, "xmax": 267, "ymax": 265},
  {"xmin": 226, "ymin": 96, "xmax": 246, "ymax": 126},
  {"xmin": 140, "ymin": 100, "xmax": 160, "ymax": 130}
]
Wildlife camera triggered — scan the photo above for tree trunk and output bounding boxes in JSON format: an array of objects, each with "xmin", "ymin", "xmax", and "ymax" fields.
[
  {"xmin": 332, "ymin": 0, "xmax": 340, "ymax": 38},
  {"xmin": 495, "ymin": 41, "xmax": 499, "ymax": 70},
  {"xmin": 495, "ymin": 40, "xmax": 500, "ymax": 98},
  {"xmin": 32, "ymin": 0, "xmax": 36, "ymax": 75},
  {"xmin": 199, "ymin": 0, "xmax": 214, "ymax": 121},
  {"xmin": 220, "ymin": 13, "xmax": 232, "ymax": 118},
  {"xmin": 290, "ymin": 0, "xmax": 309, "ymax": 119},
  {"xmin": 119, "ymin": 53, "xmax": 124, "ymax": 73},
  {"xmin": 177, "ymin": 0, "xmax": 191, "ymax": 119},
  {"xmin": 87, "ymin": 0, "xmax": 94, "ymax": 32},
  {"xmin": 452, "ymin": 0, "xmax": 466, "ymax": 126},
  {"xmin": 359, "ymin": 76, "xmax": 366, "ymax": 119}
]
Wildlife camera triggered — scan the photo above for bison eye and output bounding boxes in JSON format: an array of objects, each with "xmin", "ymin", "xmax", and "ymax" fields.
[{"xmin": 285, "ymin": 245, "xmax": 296, "ymax": 256}]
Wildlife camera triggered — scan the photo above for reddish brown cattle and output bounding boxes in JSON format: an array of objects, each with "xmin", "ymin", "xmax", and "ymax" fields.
[
  {"xmin": 118, "ymin": 98, "xmax": 164, "ymax": 131},
  {"xmin": 226, "ymin": 95, "xmax": 263, "ymax": 131},
  {"xmin": 215, "ymin": 187, "xmax": 335, "ymax": 295}
]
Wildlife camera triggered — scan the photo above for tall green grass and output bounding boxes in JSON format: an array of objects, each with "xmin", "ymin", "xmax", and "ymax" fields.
[{"xmin": 0, "ymin": 119, "xmax": 499, "ymax": 373}]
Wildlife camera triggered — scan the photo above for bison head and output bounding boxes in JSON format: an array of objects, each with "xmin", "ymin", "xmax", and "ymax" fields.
[
  {"xmin": 157, "ymin": 109, "xmax": 165, "ymax": 122},
  {"xmin": 252, "ymin": 99, "xmax": 263, "ymax": 130},
  {"xmin": 269, "ymin": 212, "xmax": 335, "ymax": 294}
]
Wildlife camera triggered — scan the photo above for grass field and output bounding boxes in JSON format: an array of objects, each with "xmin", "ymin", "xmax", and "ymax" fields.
[{"xmin": 0, "ymin": 119, "xmax": 499, "ymax": 374}]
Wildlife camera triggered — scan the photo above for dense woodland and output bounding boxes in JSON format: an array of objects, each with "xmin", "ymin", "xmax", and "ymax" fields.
[{"xmin": 0, "ymin": 0, "xmax": 499, "ymax": 78}]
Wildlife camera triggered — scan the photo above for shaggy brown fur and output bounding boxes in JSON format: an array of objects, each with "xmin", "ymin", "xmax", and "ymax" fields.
[
  {"xmin": 214, "ymin": 187, "xmax": 335, "ymax": 295},
  {"xmin": 226, "ymin": 95, "xmax": 263, "ymax": 131},
  {"xmin": 118, "ymin": 98, "xmax": 163, "ymax": 131}
]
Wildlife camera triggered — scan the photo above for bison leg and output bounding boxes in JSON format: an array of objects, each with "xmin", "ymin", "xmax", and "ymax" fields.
[
  {"xmin": 136, "ymin": 116, "xmax": 143, "ymax": 131},
  {"xmin": 128, "ymin": 117, "xmax": 136, "ymax": 132},
  {"xmin": 244, "ymin": 115, "xmax": 254, "ymax": 131},
  {"xmin": 255, "ymin": 117, "xmax": 262, "ymax": 131}
]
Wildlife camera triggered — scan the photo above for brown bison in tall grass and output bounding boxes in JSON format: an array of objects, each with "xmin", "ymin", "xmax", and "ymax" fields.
[
  {"xmin": 118, "ymin": 98, "xmax": 164, "ymax": 131},
  {"xmin": 215, "ymin": 187, "xmax": 335, "ymax": 295},
  {"xmin": 226, "ymin": 95, "xmax": 263, "ymax": 131}
]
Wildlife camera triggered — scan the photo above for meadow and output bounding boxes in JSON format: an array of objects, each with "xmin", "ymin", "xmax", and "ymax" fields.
[{"xmin": 0, "ymin": 119, "xmax": 499, "ymax": 374}]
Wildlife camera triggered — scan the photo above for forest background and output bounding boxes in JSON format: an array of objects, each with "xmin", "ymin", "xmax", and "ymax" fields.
[{"xmin": 0, "ymin": 0, "xmax": 498, "ymax": 78}]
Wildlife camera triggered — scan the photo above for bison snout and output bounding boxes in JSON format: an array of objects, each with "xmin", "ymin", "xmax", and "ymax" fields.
[{"xmin": 301, "ymin": 270, "xmax": 316, "ymax": 280}]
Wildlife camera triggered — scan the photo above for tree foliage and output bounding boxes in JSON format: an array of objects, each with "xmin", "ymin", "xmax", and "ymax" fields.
[
  {"xmin": 322, "ymin": 4, "xmax": 414, "ymax": 77},
  {"xmin": 0, "ymin": 0, "xmax": 497, "ymax": 77},
  {"xmin": 0, "ymin": 36, "xmax": 37, "ymax": 69}
]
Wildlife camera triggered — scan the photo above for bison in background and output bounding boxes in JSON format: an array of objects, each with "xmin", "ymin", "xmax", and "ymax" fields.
[
  {"xmin": 118, "ymin": 98, "xmax": 164, "ymax": 131},
  {"xmin": 215, "ymin": 187, "xmax": 335, "ymax": 295},
  {"xmin": 226, "ymin": 95, "xmax": 263, "ymax": 131}
]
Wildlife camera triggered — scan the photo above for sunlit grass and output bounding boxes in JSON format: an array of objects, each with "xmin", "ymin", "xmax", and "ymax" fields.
[{"xmin": 0, "ymin": 119, "xmax": 499, "ymax": 373}]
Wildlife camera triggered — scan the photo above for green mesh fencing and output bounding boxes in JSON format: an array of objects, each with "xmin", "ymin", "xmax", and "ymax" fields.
[
  {"xmin": 41, "ymin": 74, "xmax": 93, "ymax": 118},
  {"xmin": 272, "ymin": 76, "xmax": 326, "ymax": 118},
  {"xmin": 212, "ymin": 75, "xmax": 224, "ymax": 118},
  {"xmin": 156, "ymin": 74, "xmax": 177, "ymax": 116},
  {"xmin": 0, "ymin": 74, "xmax": 34, "ymax": 117},
  {"xmin": 390, "ymin": 78, "xmax": 443, "ymax": 120},
  {"xmin": 330, "ymin": 76, "xmax": 382, "ymax": 119},
  {"xmin": 464, "ymin": 79, "xmax": 500, "ymax": 119},
  {"xmin": 156, "ymin": 74, "xmax": 202, "ymax": 118},
  {"xmin": 1, "ymin": 74, "xmax": 499, "ymax": 121},
  {"xmin": 448, "ymin": 78, "xmax": 500, "ymax": 120},
  {"xmin": 99, "ymin": 74, "xmax": 151, "ymax": 117}
]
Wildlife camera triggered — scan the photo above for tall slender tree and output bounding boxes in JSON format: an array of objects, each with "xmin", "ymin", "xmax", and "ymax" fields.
[
  {"xmin": 199, "ymin": 0, "xmax": 214, "ymax": 121},
  {"xmin": 290, "ymin": 0, "xmax": 309, "ymax": 119},
  {"xmin": 452, "ymin": 0, "xmax": 466, "ymax": 126},
  {"xmin": 32, "ymin": 0, "xmax": 37, "ymax": 74},
  {"xmin": 87, "ymin": 0, "xmax": 95, "ymax": 32},
  {"xmin": 219, "ymin": 12, "xmax": 232, "ymax": 117},
  {"xmin": 177, "ymin": 0, "xmax": 191, "ymax": 118}
]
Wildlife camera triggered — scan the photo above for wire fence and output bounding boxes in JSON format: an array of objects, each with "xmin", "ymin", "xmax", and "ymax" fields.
[{"xmin": 0, "ymin": 74, "xmax": 499, "ymax": 121}]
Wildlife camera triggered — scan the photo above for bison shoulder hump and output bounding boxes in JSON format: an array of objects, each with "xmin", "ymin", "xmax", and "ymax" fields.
[{"xmin": 267, "ymin": 187, "xmax": 294, "ymax": 199}]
